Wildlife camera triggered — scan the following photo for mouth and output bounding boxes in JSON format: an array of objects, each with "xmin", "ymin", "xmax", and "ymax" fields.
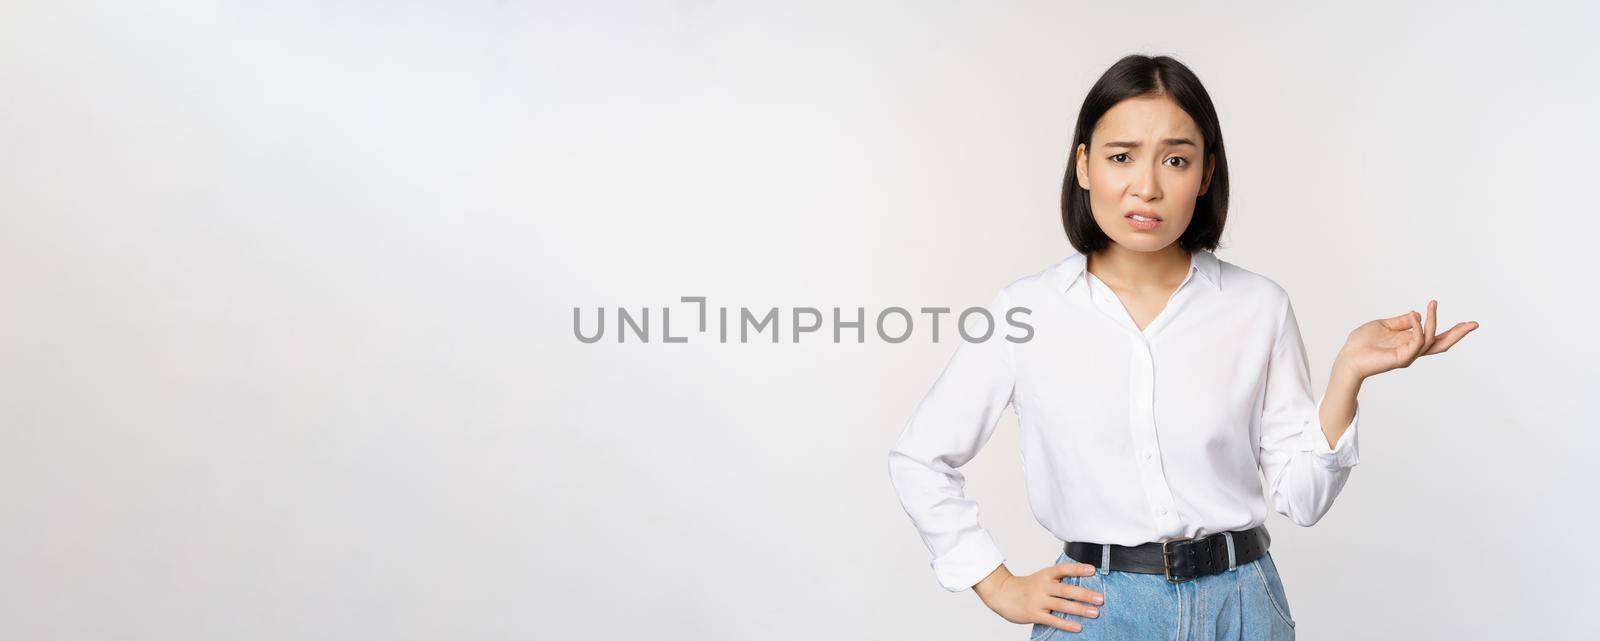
[{"xmin": 1125, "ymin": 210, "xmax": 1162, "ymax": 231}]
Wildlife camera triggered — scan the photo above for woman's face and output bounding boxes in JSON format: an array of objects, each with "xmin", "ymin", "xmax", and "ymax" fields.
[{"xmin": 1075, "ymin": 95, "xmax": 1215, "ymax": 253}]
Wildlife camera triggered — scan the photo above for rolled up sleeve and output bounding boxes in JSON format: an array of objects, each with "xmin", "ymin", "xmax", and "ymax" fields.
[
  {"xmin": 886, "ymin": 289, "xmax": 1018, "ymax": 592},
  {"xmin": 1304, "ymin": 390, "xmax": 1360, "ymax": 471},
  {"xmin": 1259, "ymin": 291, "xmax": 1360, "ymax": 528}
]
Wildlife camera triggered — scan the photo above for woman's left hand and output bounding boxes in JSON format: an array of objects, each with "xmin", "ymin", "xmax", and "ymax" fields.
[{"xmin": 1335, "ymin": 299, "xmax": 1480, "ymax": 379}]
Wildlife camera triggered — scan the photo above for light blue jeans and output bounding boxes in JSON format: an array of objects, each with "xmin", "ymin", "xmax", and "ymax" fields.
[{"xmin": 1029, "ymin": 547, "xmax": 1296, "ymax": 641}]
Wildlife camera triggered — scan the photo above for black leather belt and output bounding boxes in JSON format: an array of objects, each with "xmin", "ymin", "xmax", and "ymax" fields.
[{"xmin": 1064, "ymin": 525, "xmax": 1271, "ymax": 583}]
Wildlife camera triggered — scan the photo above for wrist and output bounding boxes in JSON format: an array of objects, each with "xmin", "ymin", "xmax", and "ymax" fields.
[
  {"xmin": 1331, "ymin": 352, "xmax": 1366, "ymax": 386},
  {"xmin": 972, "ymin": 563, "xmax": 1012, "ymax": 600}
]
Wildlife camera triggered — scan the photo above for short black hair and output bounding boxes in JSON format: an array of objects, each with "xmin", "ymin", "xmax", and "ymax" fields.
[{"xmin": 1061, "ymin": 54, "xmax": 1229, "ymax": 255}]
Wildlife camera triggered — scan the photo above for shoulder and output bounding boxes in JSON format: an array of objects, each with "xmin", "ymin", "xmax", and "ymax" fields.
[
  {"xmin": 993, "ymin": 253, "xmax": 1084, "ymax": 303},
  {"xmin": 1215, "ymin": 255, "xmax": 1292, "ymax": 308},
  {"xmin": 1214, "ymin": 256, "xmax": 1299, "ymax": 342}
]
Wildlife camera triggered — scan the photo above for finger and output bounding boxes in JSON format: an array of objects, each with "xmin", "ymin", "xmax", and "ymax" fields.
[
  {"xmin": 1407, "ymin": 311, "xmax": 1426, "ymax": 360},
  {"xmin": 1422, "ymin": 321, "xmax": 1479, "ymax": 356},
  {"xmin": 1055, "ymin": 584, "xmax": 1105, "ymax": 606},
  {"xmin": 1422, "ymin": 300, "xmax": 1438, "ymax": 354},
  {"xmin": 1394, "ymin": 311, "xmax": 1423, "ymax": 367},
  {"xmin": 1035, "ymin": 614, "xmax": 1084, "ymax": 634},
  {"xmin": 1046, "ymin": 590, "xmax": 1103, "ymax": 617},
  {"xmin": 1053, "ymin": 562, "xmax": 1098, "ymax": 578},
  {"xmin": 1379, "ymin": 312, "xmax": 1414, "ymax": 331}
]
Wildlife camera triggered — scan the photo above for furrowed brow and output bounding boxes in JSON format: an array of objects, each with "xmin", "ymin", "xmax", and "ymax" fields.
[{"xmin": 1102, "ymin": 138, "xmax": 1199, "ymax": 149}]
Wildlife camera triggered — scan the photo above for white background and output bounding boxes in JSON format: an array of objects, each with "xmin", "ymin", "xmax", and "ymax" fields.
[{"xmin": 2, "ymin": 1, "xmax": 1596, "ymax": 639}]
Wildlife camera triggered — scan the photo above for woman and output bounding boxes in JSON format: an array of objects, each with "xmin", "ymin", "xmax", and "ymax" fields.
[{"xmin": 885, "ymin": 55, "xmax": 1478, "ymax": 640}]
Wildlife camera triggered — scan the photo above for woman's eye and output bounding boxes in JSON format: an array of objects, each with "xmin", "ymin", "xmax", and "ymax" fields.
[
  {"xmin": 1110, "ymin": 153, "xmax": 1131, "ymax": 163},
  {"xmin": 1165, "ymin": 156, "xmax": 1189, "ymax": 167}
]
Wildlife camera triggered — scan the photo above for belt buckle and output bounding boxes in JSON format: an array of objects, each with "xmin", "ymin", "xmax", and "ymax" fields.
[{"xmin": 1161, "ymin": 536, "xmax": 1195, "ymax": 583}]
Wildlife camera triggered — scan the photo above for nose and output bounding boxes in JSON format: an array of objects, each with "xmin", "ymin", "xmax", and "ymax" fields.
[{"xmin": 1130, "ymin": 160, "xmax": 1161, "ymax": 201}]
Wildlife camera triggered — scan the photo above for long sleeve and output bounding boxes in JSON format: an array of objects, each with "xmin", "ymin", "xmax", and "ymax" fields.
[
  {"xmin": 1258, "ymin": 291, "xmax": 1361, "ymax": 527},
  {"xmin": 886, "ymin": 289, "xmax": 1018, "ymax": 592}
]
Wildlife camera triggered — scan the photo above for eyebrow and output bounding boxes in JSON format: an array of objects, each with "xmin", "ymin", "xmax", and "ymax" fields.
[{"xmin": 1102, "ymin": 138, "xmax": 1198, "ymax": 149}]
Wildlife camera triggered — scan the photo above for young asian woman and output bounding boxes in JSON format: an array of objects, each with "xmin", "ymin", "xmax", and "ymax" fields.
[{"xmin": 886, "ymin": 54, "xmax": 1478, "ymax": 641}]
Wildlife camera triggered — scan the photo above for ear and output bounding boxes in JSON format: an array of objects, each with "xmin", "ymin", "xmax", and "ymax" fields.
[
  {"xmin": 1198, "ymin": 152, "xmax": 1215, "ymax": 196},
  {"xmin": 1075, "ymin": 143, "xmax": 1090, "ymax": 191}
]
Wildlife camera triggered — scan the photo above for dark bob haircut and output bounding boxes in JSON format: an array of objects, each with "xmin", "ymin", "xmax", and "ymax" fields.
[{"xmin": 1061, "ymin": 55, "xmax": 1229, "ymax": 255}]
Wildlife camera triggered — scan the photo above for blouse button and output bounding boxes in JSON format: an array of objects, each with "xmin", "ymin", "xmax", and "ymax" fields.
[{"xmin": 1159, "ymin": 506, "xmax": 1169, "ymax": 515}]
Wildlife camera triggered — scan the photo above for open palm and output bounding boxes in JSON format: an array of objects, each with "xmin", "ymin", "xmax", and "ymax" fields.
[{"xmin": 1339, "ymin": 299, "xmax": 1479, "ymax": 379}]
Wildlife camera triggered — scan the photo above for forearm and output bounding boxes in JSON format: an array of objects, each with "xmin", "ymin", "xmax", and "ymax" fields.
[
  {"xmin": 1319, "ymin": 357, "xmax": 1366, "ymax": 449},
  {"xmin": 972, "ymin": 562, "xmax": 1013, "ymax": 600}
]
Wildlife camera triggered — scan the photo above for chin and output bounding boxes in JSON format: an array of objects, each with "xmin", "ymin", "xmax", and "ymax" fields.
[{"xmin": 1110, "ymin": 233, "xmax": 1178, "ymax": 252}]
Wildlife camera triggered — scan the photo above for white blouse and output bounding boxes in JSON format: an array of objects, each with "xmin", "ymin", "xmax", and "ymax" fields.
[{"xmin": 886, "ymin": 249, "xmax": 1360, "ymax": 592}]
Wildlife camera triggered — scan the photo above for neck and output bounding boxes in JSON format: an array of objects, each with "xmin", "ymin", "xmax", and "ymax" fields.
[{"xmin": 1087, "ymin": 243, "xmax": 1193, "ymax": 292}]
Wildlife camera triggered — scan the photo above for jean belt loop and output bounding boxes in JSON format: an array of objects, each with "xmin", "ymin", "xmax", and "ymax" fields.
[
  {"xmin": 1223, "ymin": 531, "xmax": 1238, "ymax": 572},
  {"xmin": 1099, "ymin": 544, "xmax": 1111, "ymax": 576}
]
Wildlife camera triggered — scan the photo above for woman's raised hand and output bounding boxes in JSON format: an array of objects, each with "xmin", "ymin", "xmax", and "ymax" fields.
[
  {"xmin": 1336, "ymin": 299, "xmax": 1479, "ymax": 379},
  {"xmin": 974, "ymin": 561, "xmax": 1104, "ymax": 634}
]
